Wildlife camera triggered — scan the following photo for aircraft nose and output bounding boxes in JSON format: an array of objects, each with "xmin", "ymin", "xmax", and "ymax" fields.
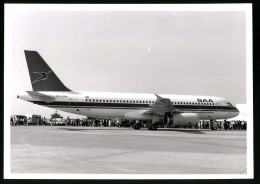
[{"xmin": 234, "ymin": 107, "xmax": 240, "ymax": 116}]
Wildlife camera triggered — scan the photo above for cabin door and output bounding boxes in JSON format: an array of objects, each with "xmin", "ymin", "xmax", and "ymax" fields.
[{"xmin": 69, "ymin": 94, "xmax": 77, "ymax": 107}]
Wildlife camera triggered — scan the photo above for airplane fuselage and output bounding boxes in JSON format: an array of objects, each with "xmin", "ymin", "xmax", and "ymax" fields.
[
  {"xmin": 18, "ymin": 91, "xmax": 239, "ymax": 120},
  {"xmin": 18, "ymin": 51, "xmax": 240, "ymax": 130}
]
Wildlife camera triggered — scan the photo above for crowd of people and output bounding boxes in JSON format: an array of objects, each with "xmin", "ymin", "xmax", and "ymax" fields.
[
  {"xmin": 10, "ymin": 115, "xmax": 27, "ymax": 126},
  {"xmin": 10, "ymin": 115, "xmax": 247, "ymax": 130},
  {"xmin": 64, "ymin": 118, "xmax": 120, "ymax": 127},
  {"xmin": 197, "ymin": 120, "xmax": 247, "ymax": 130}
]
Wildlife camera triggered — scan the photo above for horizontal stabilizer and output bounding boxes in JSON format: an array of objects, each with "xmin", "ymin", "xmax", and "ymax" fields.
[{"xmin": 26, "ymin": 91, "xmax": 55, "ymax": 103}]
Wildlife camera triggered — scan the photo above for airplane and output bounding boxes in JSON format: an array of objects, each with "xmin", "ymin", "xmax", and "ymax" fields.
[{"xmin": 17, "ymin": 50, "xmax": 239, "ymax": 130}]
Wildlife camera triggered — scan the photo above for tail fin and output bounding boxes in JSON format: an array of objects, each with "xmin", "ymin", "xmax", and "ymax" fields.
[{"xmin": 24, "ymin": 50, "xmax": 71, "ymax": 91}]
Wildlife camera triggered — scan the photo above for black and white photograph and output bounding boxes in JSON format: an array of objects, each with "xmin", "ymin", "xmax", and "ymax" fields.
[{"xmin": 4, "ymin": 4, "xmax": 253, "ymax": 179}]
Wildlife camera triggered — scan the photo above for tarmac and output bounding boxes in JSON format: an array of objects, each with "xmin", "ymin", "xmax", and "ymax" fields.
[{"xmin": 10, "ymin": 126, "xmax": 247, "ymax": 175}]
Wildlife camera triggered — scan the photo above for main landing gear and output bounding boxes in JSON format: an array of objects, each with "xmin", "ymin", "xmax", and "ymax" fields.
[
  {"xmin": 147, "ymin": 115, "xmax": 160, "ymax": 131},
  {"xmin": 132, "ymin": 122, "xmax": 141, "ymax": 130},
  {"xmin": 133, "ymin": 122, "xmax": 158, "ymax": 131},
  {"xmin": 148, "ymin": 123, "xmax": 157, "ymax": 131},
  {"xmin": 132, "ymin": 117, "xmax": 159, "ymax": 131}
]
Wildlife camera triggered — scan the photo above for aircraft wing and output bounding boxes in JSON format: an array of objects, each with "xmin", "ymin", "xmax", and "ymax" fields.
[
  {"xmin": 144, "ymin": 94, "xmax": 178, "ymax": 116},
  {"xmin": 26, "ymin": 91, "xmax": 55, "ymax": 103}
]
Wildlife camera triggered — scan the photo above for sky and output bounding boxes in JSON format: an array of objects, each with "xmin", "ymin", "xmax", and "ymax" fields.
[{"xmin": 5, "ymin": 5, "xmax": 250, "ymax": 119}]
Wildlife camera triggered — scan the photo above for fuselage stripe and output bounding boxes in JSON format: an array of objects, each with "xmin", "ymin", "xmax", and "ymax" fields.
[{"xmin": 30, "ymin": 101, "xmax": 238, "ymax": 112}]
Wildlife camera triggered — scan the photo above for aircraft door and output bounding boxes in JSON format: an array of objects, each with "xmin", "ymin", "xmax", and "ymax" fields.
[{"xmin": 69, "ymin": 94, "xmax": 77, "ymax": 107}]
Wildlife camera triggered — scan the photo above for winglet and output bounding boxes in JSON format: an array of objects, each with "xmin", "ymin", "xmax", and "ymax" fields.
[
  {"xmin": 144, "ymin": 94, "xmax": 177, "ymax": 116},
  {"xmin": 154, "ymin": 94, "xmax": 172, "ymax": 105},
  {"xmin": 155, "ymin": 94, "xmax": 163, "ymax": 101}
]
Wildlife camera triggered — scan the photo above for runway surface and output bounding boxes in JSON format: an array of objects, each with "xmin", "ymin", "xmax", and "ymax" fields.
[{"xmin": 10, "ymin": 126, "xmax": 247, "ymax": 174}]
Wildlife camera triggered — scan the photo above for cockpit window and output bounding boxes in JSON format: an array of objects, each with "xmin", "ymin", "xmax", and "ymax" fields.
[{"xmin": 227, "ymin": 102, "xmax": 232, "ymax": 106}]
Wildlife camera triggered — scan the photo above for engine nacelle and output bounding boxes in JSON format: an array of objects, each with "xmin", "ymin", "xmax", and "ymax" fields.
[
  {"xmin": 124, "ymin": 110, "xmax": 153, "ymax": 120},
  {"xmin": 165, "ymin": 113, "xmax": 199, "ymax": 126},
  {"xmin": 165, "ymin": 112, "xmax": 173, "ymax": 125}
]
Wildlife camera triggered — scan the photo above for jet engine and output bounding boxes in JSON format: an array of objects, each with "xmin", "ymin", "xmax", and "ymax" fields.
[
  {"xmin": 124, "ymin": 110, "xmax": 153, "ymax": 120},
  {"xmin": 124, "ymin": 111, "xmax": 199, "ymax": 127},
  {"xmin": 165, "ymin": 113, "xmax": 199, "ymax": 126}
]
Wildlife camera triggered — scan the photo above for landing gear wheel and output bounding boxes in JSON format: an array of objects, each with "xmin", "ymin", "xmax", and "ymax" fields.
[
  {"xmin": 135, "ymin": 123, "xmax": 141, "ymax": 130},
  {"xmin": 133, "ymin": 123, "xmax": 141, "ymax": 130},
  {"xmin": 148, "ymin": 124, "xmax": 151, "ymax": 130},
  {"xmin": 132, "ymin": 123, "xmax": 136, "ymax": 129},
  {"xmin": 150, "ymin": 124, "xmax": 157, "ymax": 131}
]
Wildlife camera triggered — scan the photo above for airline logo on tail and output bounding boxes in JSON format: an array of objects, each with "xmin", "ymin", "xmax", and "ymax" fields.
[{"xmin": 32, "ymin": 71, "xmax": 51, "ymax": 83}]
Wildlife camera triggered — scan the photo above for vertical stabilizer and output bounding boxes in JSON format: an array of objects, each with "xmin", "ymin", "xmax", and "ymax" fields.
[{"xmin": 24, "ymin": 50, "xmax": 71, "ymax": 91}]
